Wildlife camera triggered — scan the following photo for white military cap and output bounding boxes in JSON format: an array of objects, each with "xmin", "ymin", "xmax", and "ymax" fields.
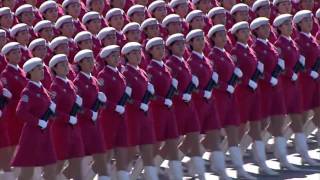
[
  {"xmin": 230, "ymin": 3, "xmax": 249, "ymax": 15},
  {"xmin": 49, "ymin": 54, "xmax": 68, "ymax": 68},
  {"xmin": 208, "ymin": 7, "xmax": 226, "ymax": 19},
  {"xmin": 316, "ymin": 8, "xmax": 320, "ymax": 18},
  {"xmin": 100, "ymin": 45, "xmax": 120, "ymax": 58},
  {"xmin": 0, "ymin": 7, "xmax": 12, "ymax": 17},
  {"xmin": 192, "ymin": 0, "xmax": 200, "ymax": 4},
  {"xmin": 208, "ymin": 24, "xmax": 226, "ymax": 38},
  {"xmin": 293, "ymin": 10, "xmax": 313, "ymax": 24},
  {"xmin": 0, "ymin": 29, "xmax": 6, "ymax": 37},
  {"xmin": 55, "ymin": 15, "xmax": 73, "ymax": 29},
  {"xmin": 140, "ymin": 18, "xmax": 159, "ymax": 30},
  {"xmin": 15, "ymin": 4, "xmax": 34, "ymax": 16},
  {"xmin": 250, "ymin": 17, "xmax": 269, "ymax": 30},
  {"xmin": 49, "ymin": 36, "xmax": 68, "ymax": 51},
  {"xmin": 74, "ymin": 31, "xmax": 92, "ymax": 43},
  {"xmin": 105, "ymin": 8, "xmax": 124, "ymax": 21},
  {"xmin": 252, "ymin": 0, "xmax": 270, "ymax": 12},
  {"xmin": 230, "ymin": 21, "xmax": 249, "ymax": 34},
  {"xmin": 121, "ymin": 42, "xmax": 142, "ymax": 54},
  {"xmin": 273, "ymin": 0, "xmax": 291, "ymax": 6},
  {"xmin": 127, "ymin": 4, "xmax": 146, "ymax": 17},
  {"xmin": 82, "ymin": 11, "xmax": 101, "ymax": 24},
  {"xmin": 186, "ymin": 10, "xmax": 203, "ymax": 23},
  {"xmin": 148, "ymin": 0, "xmax": 166, "ymax": 13},
  {"xmin": 273, "ymin": 14, "xmax": 292, "ymax": 27},
  {"xmin": 169, "ymin": 0, "xmax": 188, "ymax": 8},
  {"xmin": 10, "ymin": 23, "xmax": 28, "ymax": 38},
  {"xmin": 28, "ymin": 38, "xmax": 46, "ymax": 51},
  {"xmin": 74, "ymin": 49, "xmax": 94, "ymax": 63},
  {"xmin": 166, "ymin": 33, "xmax": 185, "ymax": 46},
  {"xmin": 1, "ymin": 42, "xmax": 20, "ymax": 55},
  {"xmin": 97, "ymin": 27, "xmax": 116, "ymax": 40},
  {"xmin": 34, "ymin": 20, "xmax": 53, "ymax": 33},
  {"xmin": 186, "ymin": 29, "xmax": 204, "ymax": 42},
  {"xmin": 39, "ymin": 0, "xmax": 58, "ymax": 13},
  {"xmin": 146, "ymin": 37, "xmax": 164, "ymax": 50},
  {"xmin": 122, "ymin": 22, "xmax": 140, "ymax": 34},
  {"xmin": 162, "ymin": 14, "xmax": 181, "ymax": 27},
  {"xmin": 62, "ymin": 0, "xmax": 80, "ymax": 10},
  {"xmin": 23, "ymin": 57, "xmax": 43, "ymax": 73}
]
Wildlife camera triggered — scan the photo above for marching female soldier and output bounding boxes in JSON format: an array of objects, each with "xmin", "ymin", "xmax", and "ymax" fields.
[
  {"xmin": 122, "ymin": 42, "xmax": 161, "ymax": 180},
  {"xmin": 49, "ymin": 54, "xmax": 85, "ymax": 179},
  {"xmin": 97, "ymin": 45, "xmax": 131, "ymax": 180},
  {"xmin": 12, "ymin": 58, "xmax": 57, "ymax": 180},
  {"xmin": 73, "ymin": 50, "xmax": 109, "ymax": 179}
]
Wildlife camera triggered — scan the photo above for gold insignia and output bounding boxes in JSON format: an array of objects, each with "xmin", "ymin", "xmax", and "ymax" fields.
[{"xmin": 21, "ymin": 95, "xmax": 29, "ymax": 102}]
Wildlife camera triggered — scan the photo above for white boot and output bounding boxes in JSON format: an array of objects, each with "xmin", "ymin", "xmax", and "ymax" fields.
[
  {"xmin": 168, "ymin": 160, "xmax": 183, "ymax": 180},
  {"xmin": 144, "ymin": 166, "xmax": 159, "ymax": 180},
  {"xmin": 1, "ymin": 172, "xmax": 16, "ymax": 180},
  {"xmin": 252, "ymin": 141, "xmax": 279, "ymax": 176},
  {"xmin": 295, "ymin": 133, "xmax": 320, "ymax": 166},
  {"xmin": 190, "ymin": 156, "xmax": 205, "ymax": 180},
  {"xmin": 316, "ymin": 130, "xmax": 320, "ymax": 147},
  {"xmin": 116, "ymin": 170, "xmax": 130, "ymax": 180},
  {"xmin": 98, "ymin": 175, "xmax": 111, "ymax": 180},
  {"xmin": 210, "ymin": 151, "xmax": 231, "ymax": 180},
  {"xmin": 274, "ymin": 136, "xmax": 300, "ymax": 170},
  {"xmin": 229, "ymin": 146, "xmax": 256, "ymax": 180}
]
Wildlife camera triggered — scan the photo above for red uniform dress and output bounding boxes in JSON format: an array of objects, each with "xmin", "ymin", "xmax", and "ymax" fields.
[
  {"xmin": 97, "ymin": 66, "xmax": 129, "ymax": 149},
  {"xmin": 42, "ymin": 65, "xmax": 52, "ymax": 90},
  {"xmin": 166, "ymin": 55, "xmax": 201, "ymax": 135},
  {"xmin": 50, "ymin": 77, "xmax": 85, "ymax": 160},
  {"xmin": 73, "ymin": 72, "xmax": 106, "ymax": 155},
  {"xmin": 123, "ymin": 65, "xmax": 156, "ymax": 145},
  {"xmin": 209, "ymin": 47, "xmax": 241, "ymax": 126},
  {"xmin": 0, "ymin": 82, "xmax": 10, "ymax": 148},
  {"xmin": 11, "ymin": 82, "xmax": 57, "ymax": 167},
  {"xmin": 295, "ymin": 32, "xmax": 320, "ymax": 111},
  {"xmin": 231, "ymin": 43, "xmax": 263, "ymax": 122},
  {"xmin": 147, "ymin": 60, "xmax": 179, "ymax": 141},
  {"xmin": 252, "ymin": 39, "xmax": 287, "ymax": 118},
  {"xmin": 19, "ymin": 46, "xmax": 32, "ymax": 67},
  {"xmin": 0, "ymin": 54, "xmax": 7, "ymax": 72},
  {"xmin": 187, "ymin": 52, "xmax": 221, "ymax": 132},
  {"xmin": 0, "ymin": 64, "xmax": 27, "ymax": 146},
  {"xmin": 274, "ymin": 35, "xmax": 304, "ymax": 114}
]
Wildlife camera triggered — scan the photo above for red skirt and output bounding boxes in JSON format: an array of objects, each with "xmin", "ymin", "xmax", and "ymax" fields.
[
  {"xmin": 299, "ymin": 73, "xmax": 320, "ymax": 111},
  {"xmin": 280, "ymin": 76, "xmax": 304, "ymax": 114},
  {"xmin": 0, "ymin": 113, "xmax": 10, "ymax": 148}
]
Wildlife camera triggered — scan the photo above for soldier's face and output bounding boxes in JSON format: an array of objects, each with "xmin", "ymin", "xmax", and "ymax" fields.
[
  {"xmin": 299, "ymin": 16, "xmax": 313, "ymax": 33},
  {"xmin": 90, "ymin": 0, "xmax": 105, "ymax": 14},
  {"xmin": 102, "ymin": 34, "xmax": 117, "ymax": 46},
  {"xmin": 221, "ymin": 0, "xmax": 236, "ymax": 10},
  {"xmin": 170, "ymin": 40, "xmax": 185, "ymax": 57},
  {"xmin": 175, "ymin": 3, "xmax": 189, "ymax": 18},
  {"xmin": 234, "ymin": 11, "xmax": 249, "ymax": 22},
  {"xmin": 167, "ymin": 22, "xmax": 182, "ymax": 35},
  {"xmin": 126, "ymin": 50, "xmax": 142, "ymax": 66},
  {"xmin": 190, "ymin": 36, "xmax": 205, "ymax": 52},
  {"xmin": 66, "ymin": 2, "xmax": 81, "ymax": 18},
  {"xmin": 44, "ymin": 8, "xmax": 59, "ymax": 23},
  {"xmin": 20, "ymin": 12, "xmax": 35, "ymax": 26},
  {"xmin": 2, "ymin": 0, "xmax": 16, "ymax": 10},
  {"xmin": 109, "ymin": 15, "xmax": 124, "ymax": 31},
  {"xmin": 0, "ymin": 36, "xmax": 7, "ymax": 49},
  {"xmin": 16, "ymin": 30, "xmax": 30, "ymax": 46},
  {"xmin": 79, "ymin": 39, "xmax": 93, "ymax": 50},
  {"xmin": 87, "ymin": 19, "xmax": 102, "ymax": 34},
  {"xmin": 55, "ymin": 44, "xmax": 70, "ymax": 56},
  {"xmin": 145, "ymin": 24, "xmax": 160, "ymax": 38},
  {"xmin": 153, "ymin": 6, "xmax": 167, "ymax": 22},
  {"xmin": 150, "ymin": 44, "xmax": 165, "ymax": 60},
  {"xmin": 39, "ymin": 27, "xmax": 54, "ymax": 42},
  {"xmin": 190, "ymin": 16, "xmax": 205, "ymax": 30},
  {"xmin": 135, "ymin": 0, "xmax": 148, "ymax": 6},
  {"xmin": 212, "ymin": 13, "xmax": 227, "ymax": 25},
  {"xmin": 33, "ymin": 45, "xmax": 47, "ymax": 59},
  {"xmin": 279, "ymin": 20, "xmax": 293, "ymax": 36},
  {"xmin": 30, "ymin": 65, "xmax": 44, "ymax": 81},
  {"xmin": 131, "ymin": 12, "xmax": 145, "ymax": 24},
  {"xmin": 7, "ymin": 48, "xmax": 21, "ymax": 64},
  {"xmin": 54, "ymin": 61, "xmax": 70, "ymax": 77},
  {"xmin": 126, "ymin": 30, "xmax": 141, "ymax": 43},
  {"xmin": 256, "ymin": 24, "xmax": 270, "ymax": 39},
  {"xmin": 197, "ymin": 0, "xmax": 213, "ymax": 14},
  {"xmin": 236, "ymin": 28, "xmax": 250, "ymax": 43},
  {"xmin": 213, "ymin": 30, "xmax": 227, "ymax": 47},
  {"xmin": 0, "ymin": 14, "xmax": 14, "ymax": 29},
  {"xmin": 257, "ymin": 5, "xmax": 271, "ymax": 18},
  {"xmin": 79, "ymin": 57, "xmax": 95, "ymax": 73},
  {"xmin": 60, "ymin": 22, "xmax": 75, "ymax": 38},
  {"xmin": 277, "ymin": 1, "xmax": 292, "ymax": 14},
  {"xmin": 106, "ymin": 51, "xmax": 120, "ymax": 67},
  {"xmin": 110, "ymin": 0, "xmax": 125, "ymax": 9},
  {"xmin": 300, "ymin": 0, "xmax": 314, "ymax": 11}
]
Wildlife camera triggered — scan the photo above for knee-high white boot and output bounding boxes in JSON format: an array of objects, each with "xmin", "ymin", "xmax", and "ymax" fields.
[
  {"xmin": 167, "ymin": 160, "xmax": 183, "ymax": 180},
  {"xmin": 98, "ymin": 175, "xmax": 110, "ymax": 180},
  {"xmin": 229, "ymin": 146, "xmax": 256, "ymax": 180},
  {"xmin": 295, "ymin": 133, "xmax": 320, "ymax": 166},
  {"xmin": 252, "ymin": 141, "xmax": 279, "ymax": 175},
  {"xmin": 1, "ymin": 172, "xmax": 16, "ymax": 180},
  {"xmin": 210, "ymin": 151, "xmax": 231, "ymax": 180},
  {"xmin": 188, "ymin": 156, "xmax": 205, "ymax": 180},
  {"xmin": 274, "ymin": 136, "xmax": 300, "ymax": 170},
  {"xmin": 144, "ymin": 166, "xmax": 159, "ymax": 180}
]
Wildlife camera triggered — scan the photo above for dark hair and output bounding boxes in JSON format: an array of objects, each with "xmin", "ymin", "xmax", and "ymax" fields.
[
  {"xmin": 26, "ymin": 73, "xmax": 31, "ymax": 79},
  {"xmin": 296, "ymin": 24, "xmax": 302, "ymax": 32},
  {"xmin": 252, "ymin": 30, "xmax": 259, "ymax": 38},
  {"xmin": 209, "ymin": 34, "xmax": 216, "ymax": 47},
  {"xmin": 77, "ymin": 64, "xmax": 82, "ymax": 71},
  {"xmin": 50, "ymin": 64, "xmax": 58, "ymax": 76},
  {"xmin": 124, "ymin": 56, "xmax": 129, "ymax": 63},
  {"xmin": 233, "ymin": 34, "xmax": 238, "ymax": 42},
  {"xmin": 277, "ymin": 28, "xmax": 282, "ymax": 35}
]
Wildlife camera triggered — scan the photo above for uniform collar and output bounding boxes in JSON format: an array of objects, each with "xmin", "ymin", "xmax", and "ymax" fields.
[
  {"xmin": 56, "ymin": 76, "xmax": 69, "ymax": 83},
  {"xmin": 214, "ymin": 46, "xmax": 225, "ymax": 52},
  {"xmin": 280, "ymin": 35, "xmax": 292, "ymax": 41},
  {"xmin": 107, "ymin": 65, "xmax": 118, "ymax": 72},
  {"xmin": 237, "ymin": 42, "xmax": 248, "ymax": 48},
  {"xmin": 152, "ymin": 59, "xmax": 164, "ymax": 67},
  {"xmin": 127, "ymin": 64, "xmax": 140, "ymax": 70},
  {"xmin": 257, "ymin": 38, "xmax": 268, "ymax": 45},
  {"xmin": 30, "ymin": 80, "xmax": 42, "ymax": 88},
  {"xmin": 8, "ymin": 63, "xmax": 19, "ymax": 71},
  {"xmin": 300, "ymin": 32, "xmax": 312, "ymax": 38},
  {"xmin": 173, "ymin": 55, "xmax": 184, "ymax": 62},
  {"xmin": 80, "ymin": 71, "xmax": 92, "ymax": 79},
  {"xmin": 192, "ymin": 51, "xmax": 204, "ymax": 59}
]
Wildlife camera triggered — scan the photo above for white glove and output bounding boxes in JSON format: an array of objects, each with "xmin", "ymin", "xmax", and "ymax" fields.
[
  {"xmin": 75, "ymin": 95, "xmax": 83, "ymax": 106},
  {"xmin": 68, "ymin": 116, "xmax": 77, "ymax": 125},
  {"xmin": 2, "ymin": 88, "xmax": 12, "ymax": 98},
  {"xmin": 291, "ymin": 73, "xmax": 298, "ymax": 81},
  {"xmin": 49, "ymin": 101, "xmax": 56, "ymax": 113},
  {"xmin": 164, "ymin": 98, "xmax": 173, "ymax": 107},
  {"xmin": 98, "ymin": 92, "xmax": 107, "ymax": 103},
  {"xmin": 278, "ymin": 58, "xmax": 285, "ymax": 70},
  {"xmin": 182, "ymin": 93, "xmax": 191, "ymax": 102},
  {"xmin": 270, "ymin": 77, "xmax": 278, "ymax": 86},
  {"xmin": 191, "ymin": 75, "xmax": 199, "ymax": 87},
  {"xmin": 203, "ymin": 90, "xmax": 212, "ymax": 99},
  {"xmin": 147, "ymin": 83, "xmax": 155, "ymax": 94},
  {"xmin": 125, "ymin": 86, "xmax": 132, "ymax": 97},
  {"xmin": 310, "ymin": 70, "xmax": 319, "ymax": 79},
  {"xmin": 171, "ymin": 78, "xmax": 178, "ymax": 89},
  {"xmin": 0, "ymin": 110, "xmax": 2, "ymax": 118},
  {"xmin": 234, "ymin": 67, "xmax": 243, "ymax": 78},
  {"xmin": 299, "ymin": 55, "xmax": 306, "ymax": 66},
  {"xmin": 140, "ymin": 103, "xmax": 149, "ymax": 112},
  {"xmin": 248, "ymin": 80, "xmax": 258, "ymax": 90},
  {"xmin": 211, "ymin": 72, "xmax": 219, "ymax": 83},
  {"xmin": 91, "ymin": 111, "xmax": 98, "ymax": 121},
  {"xmin": 257, "ymin": 61, "xmax": 264, "ymax": 73},
  {"xmin": 38, "ymin": 119, "xmax": 48, "ymax": 129},
  {"xmin": 226, "ymin": 85, "xmax": 235, "ymax": 94},
  {"xmin": 115, "ymin": 105, "xmax": 125, "ymax": 114}
]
